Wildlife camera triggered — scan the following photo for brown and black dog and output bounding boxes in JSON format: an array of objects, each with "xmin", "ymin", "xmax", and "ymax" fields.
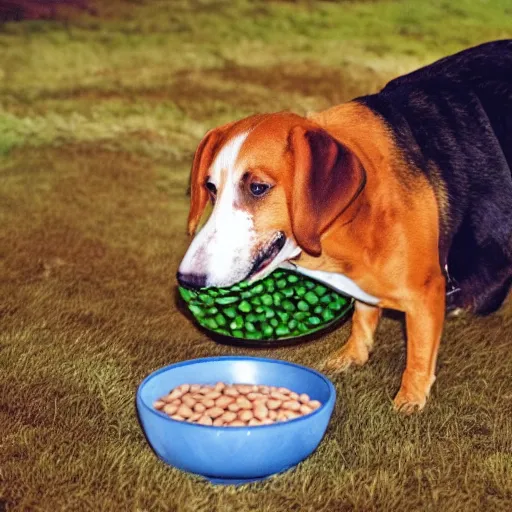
[{"xmin": 178, "ymin": 40, "xmax": 512, "ymax": 413}]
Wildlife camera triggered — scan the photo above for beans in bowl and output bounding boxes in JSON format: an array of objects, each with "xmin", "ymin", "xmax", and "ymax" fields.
[{"xmin": 153, "ymin": 382, "xmax": 322, "ymax": 426}]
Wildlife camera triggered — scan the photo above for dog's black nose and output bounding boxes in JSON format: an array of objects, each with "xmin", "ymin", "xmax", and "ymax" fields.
[{"xmin": 176, "ymin": 271, "xmax": 207, "ymax": 289}]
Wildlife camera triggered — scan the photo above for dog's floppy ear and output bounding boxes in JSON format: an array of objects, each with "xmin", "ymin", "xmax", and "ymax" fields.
[
  {"xmin": 289, "ymin": 125, "xmax": 366, "ymax": 256},
  {"xmin": 187, "ymin": 126, "xmax": 228, "ymax": 236}
]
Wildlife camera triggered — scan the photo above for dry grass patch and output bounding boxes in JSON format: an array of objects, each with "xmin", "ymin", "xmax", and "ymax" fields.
[
  {"xmin": 1, "ymin": 1, "xmax": 512, "ymax": 510},
  {"xmin": 1, "ymin": 140, "xmax": 512, "ymax": 511}
]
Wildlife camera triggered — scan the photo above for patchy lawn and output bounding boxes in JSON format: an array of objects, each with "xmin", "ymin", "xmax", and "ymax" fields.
[{"xmin": 1, "ymin": 1, "xmax": 511, "ymax": 511}]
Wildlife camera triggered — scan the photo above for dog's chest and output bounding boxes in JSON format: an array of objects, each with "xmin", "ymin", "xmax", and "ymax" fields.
[{"xmin": 280, "ymin": 262, "xmax": 380, "ymax": 305}]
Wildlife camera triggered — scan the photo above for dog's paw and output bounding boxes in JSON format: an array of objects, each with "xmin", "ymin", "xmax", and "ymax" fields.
[
  {"xmin": 393, "ymin": 387, "xmax": 427, "ymax": 415},
  {"xmin": 320, "ymin": 343, "xmax": 369, "ymax": 374}
]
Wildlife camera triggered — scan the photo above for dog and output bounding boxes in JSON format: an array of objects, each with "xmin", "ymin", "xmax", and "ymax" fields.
[{"xmin": 177, "ymin": 40, "xmax": 512, "ymax": 413}]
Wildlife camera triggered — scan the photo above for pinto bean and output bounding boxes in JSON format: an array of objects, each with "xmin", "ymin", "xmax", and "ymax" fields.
[
  {"xmin": 236, "ymin": 397, "xmax": 252, "ymax": 410},
  {"xmin": 299, "ymin": 393, "xmax": 310, "ymax": 404},
  {"xmin": 253, "ymin": 403, "xmax": 269, "ymax": 420},
  {"xmin": 205, "ymin": 407, "xmax": 224, "ymax": 419},
  {"xmin": 282, "ymin": 400, "xmax": 301, "ymax": 411},
  {"xmin": 247, "ymin": 392, "xmax": 265, "ymax": 401},
  {"xmin": 163, "ymin": 404, "xmax": 178, "ymax": 416},
  {"xmin": 153, "ymin": 400, "xmax": 165, "ymax": 410},
  {"xmin": 300, "ymin": 404, "xmax": 313, "ymax": 415},
  {"xmin": 220, "ymin": 411, "xmax": 237, "ymax": 423},
  {"xmin": 153, "ymin": 382, "xmax": 323, "ymax": 426},
  {"xmin": 215, "ymin": 382, "xmax": 226, "ymax": 392},
  {"xmin": 165, "ymin": 389, "xmax": 183, "ymax": 402},
  {"xmin": 197, "ymin": 415, "xmax": 213, "ymax": 426},
  {"xmin": 179, "ymin": 384, "xmax": 190, "ymax": 394},
  {"xmin": 223, "ymin": 387, "xmax": 239, "ymax": 397},
  {"xmin": 238, "ymin": 410, "xmax": 253, "ymax": 422},
  {"xmin": 266, "ymin": 399, "xmax": 282, "ymax": 410},
  {"xmin": 236, "ymin": 384, "xmax": 253, "ymax": 395},
  {"xmin": 204, "ymin": 391, "xmax": 221, "ymax": 400},
  {"xmin": 215, "ymin": 396, "xmax": 234, "ymax": 408},
  {"xmin": 193, "ymin": 403, "xmax": 206, "ymax": 413},
  {"xmin": 177, "ymin": 404, "xmax": 194, "ymax": 418},
  {"xmin": 181, "ymin": 394, "xmax": 196, "ymax": 408}
]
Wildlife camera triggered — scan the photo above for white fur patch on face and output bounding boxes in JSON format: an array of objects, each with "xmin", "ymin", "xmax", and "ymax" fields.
[
  {"xmin": 179, "ymin": 132, "xmax": 258, "ymax": 287},
  {"xmin": 209, "ymin": 132, "xmax": 248, "ymax": 184}
]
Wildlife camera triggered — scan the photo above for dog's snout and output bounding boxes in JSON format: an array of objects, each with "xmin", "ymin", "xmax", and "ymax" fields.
[{"xmin": 177, "ymin": 271, "xmax": 207, "ymax": 290}]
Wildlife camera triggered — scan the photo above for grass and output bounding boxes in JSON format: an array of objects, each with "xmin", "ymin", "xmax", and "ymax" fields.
[{"xmin": 0, "ymin": 1, "xmax": 511, "ymax": 510}]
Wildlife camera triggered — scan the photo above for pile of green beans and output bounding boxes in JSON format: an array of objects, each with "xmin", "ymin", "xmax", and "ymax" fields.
[{"xmin": 179, "ymin": 270, "xmax": 352, "ymax": 340}]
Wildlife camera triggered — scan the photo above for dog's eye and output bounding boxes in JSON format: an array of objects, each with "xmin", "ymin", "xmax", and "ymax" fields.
[
  {"xmin": 250, "ymin": 182, "xmax": 270, "ymax": 197},
  {"xmin": 205, "ymin": 182, "xmax": 217, "ymax": 197}
]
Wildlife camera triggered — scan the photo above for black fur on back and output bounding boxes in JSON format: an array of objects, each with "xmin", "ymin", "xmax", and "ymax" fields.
[{"xmin": 356, "ymin": 40, "xmax": 512, "ymax": 314}]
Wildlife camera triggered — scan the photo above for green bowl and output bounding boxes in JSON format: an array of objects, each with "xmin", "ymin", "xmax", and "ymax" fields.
[{"xmin": 179, "ymin": 269, "xmax": 353, "ymax": 346}]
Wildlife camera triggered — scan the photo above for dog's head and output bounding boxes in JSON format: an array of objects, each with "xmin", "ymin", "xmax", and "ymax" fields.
[{"xmin": 177, "ymin": 112, "xmax": 366, "ymax": 289}]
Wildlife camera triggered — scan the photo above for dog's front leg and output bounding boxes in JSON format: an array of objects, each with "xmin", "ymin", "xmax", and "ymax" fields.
[
  {"xmin": 394, "ymin": 274, "xmax": 446, "ymax": 414},
  {"xmin": 323, "ymin": 301, "xmax": 382, "ymax": 372}
]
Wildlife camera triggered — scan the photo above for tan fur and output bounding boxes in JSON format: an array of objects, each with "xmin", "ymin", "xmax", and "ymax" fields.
[
  {"xmin": 187, "ymin": 103, "xmax": 446, "ymax": 412},
  {"xmin": 308, "ymin": 103, "xmax": 445, "ymax": 412}
]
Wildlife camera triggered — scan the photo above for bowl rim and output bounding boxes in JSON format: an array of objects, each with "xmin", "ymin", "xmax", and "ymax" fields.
[
  {"xmin": 137, "ymin": 356, "xmax": 336, "ymax": 430},
  {"xmin": 176, "ymin": 268, "xmax": 355, "ymax": 346}
]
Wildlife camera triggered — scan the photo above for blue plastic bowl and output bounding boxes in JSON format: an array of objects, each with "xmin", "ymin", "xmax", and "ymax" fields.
[{"xmin": 136, "ymin": 356, "xmax": 336, "ymax": 485}]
